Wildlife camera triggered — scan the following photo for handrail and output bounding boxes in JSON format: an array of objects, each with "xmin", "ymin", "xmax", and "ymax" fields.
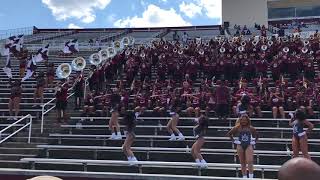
[
  {"xmin": 36, "ymin": 145, "xmax": 320, "ymax": 156},
  {"xmin": 48, "ymin": 133, "xmax": 320, "ymax": 143},
  {"xmin": 40, "ymin": 86, "xmax": 74, "ymax": 133},
  {"xmin": 0, "ymin": 114, "xmax": 32, "ymax": 144}
]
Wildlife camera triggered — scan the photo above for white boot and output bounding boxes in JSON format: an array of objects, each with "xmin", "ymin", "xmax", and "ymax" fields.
[
  {"xmin": 109, "ymin": 133, "xmax": 116, "ymax": 139},
  {"xmin": 200, "ymin": 159, "xmax": 208, "ymax": 169},
  {"xmin": 177, "ymin": 133, "xmax": 185, "ymax": 141},
  {"xmin": 169, "ymin": 134, "xmax": 176, "ymax": 141},
  {"xmin": 195, "ymin": 159, "xmax": 202, "ymax": 167},
  {"xmin": 114, "ymin": 132, "xmax": 122, "ymax": 140}
]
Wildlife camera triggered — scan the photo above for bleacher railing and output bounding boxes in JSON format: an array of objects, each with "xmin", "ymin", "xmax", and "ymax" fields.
[
  {"xmin": 0, "ymin": 27, "xmax": 34, "ymax": 40},
  {"xmin": 0, "ymin": 114, "xmax": 32, "ymax": 144},
  {"xmin": 40, "ymin": 87, "xmax": 74, "ymax": 134}
]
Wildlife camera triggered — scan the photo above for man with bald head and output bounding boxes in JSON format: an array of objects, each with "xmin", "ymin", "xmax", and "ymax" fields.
[{"xmin": 278, "ymin": 158, "xmax": 320, "ymax": 180}]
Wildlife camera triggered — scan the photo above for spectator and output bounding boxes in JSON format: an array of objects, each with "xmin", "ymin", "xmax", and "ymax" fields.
[
  {"xmin": 278, "ymin": 158, "xmax": 320, "ymax": 180},
  {"xmin": 8, "ymin": 80, "xmax": 22, "ymax": 121}
]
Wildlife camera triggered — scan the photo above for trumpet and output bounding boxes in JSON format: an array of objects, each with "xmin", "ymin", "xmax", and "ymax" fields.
[
  {"xmin": 72, "ymin": 57, "xmax": 86, "ymax": 71},
  {"xmin": 267, "ymin": 41, "xmax": 273, "ymax": 47}
]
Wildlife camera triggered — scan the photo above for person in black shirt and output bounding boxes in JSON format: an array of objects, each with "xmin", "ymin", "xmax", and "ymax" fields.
[
  {"xmin": 73, "ymin": 71, "xmax": 84, "ymax": 110},
  {"xmin": 109, "ymin": 88, "xmax": 122, "ymax": 139}
]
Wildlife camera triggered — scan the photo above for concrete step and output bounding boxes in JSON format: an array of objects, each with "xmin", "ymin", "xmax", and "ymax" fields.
[
  {"xmin": 0, "ymin": 154, "xmax": 37, "ymax": 161},
  {"xmin": 0, "ymin": 142, "xmax": 44, "ymax": 148},
  {"xmin": 0, "ymin": 160, "xmax": 28, "ymax": 169},
  {"xmin": 0, "ymin": 147, "xmax": 41, "ymax": 154}
]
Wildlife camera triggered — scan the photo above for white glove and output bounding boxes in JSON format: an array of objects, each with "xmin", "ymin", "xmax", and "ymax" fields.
[
  {"xmin": 250, "ymin": 140, "xmax": 256, "ymax": 145},
  {"xmin": 234, "ymin": 140, "xmax": 241, "ymax": 145}
]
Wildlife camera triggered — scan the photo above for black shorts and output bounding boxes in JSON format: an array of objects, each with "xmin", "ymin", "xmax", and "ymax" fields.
[
  {"xmin": 56, "ymin": 101, "xmax": 67, "ymax": 110},
  {"xmin": 216, "ymin": 104, "xmax": 229, "ymax": 117}
]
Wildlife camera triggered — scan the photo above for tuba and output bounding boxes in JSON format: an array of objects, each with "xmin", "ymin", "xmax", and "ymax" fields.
[
  {"xmin": 303, "ymin": 40, "xmax": 309, "ymax": 46},
  {"xmin": 261, "ymin": 45, "xmax": 268, "ymax": 51},
  {"xmin": 199, "ymin": 49, "xmax": 205, "ymax": 55},
  {"xmin": 56, "ymin": 63, "xmax": 72, "ymax": 79},
  {"xmin": 238, "ymin": 46, "xmax": 245, "ymax": 52},
  {"xmin": 241, "ymin": 41, "xmax": 246, "ymax": 47},
  {"xmin": 173, "ymin": 48, "xmax": 178, "ymax": 53},
  {"xmin": 107, "ymin": 47, "xmax": 116, "ymax": 58},
  {"xmin": 71, "ymin": 57, "xmax": 86, "ymax": 71},
  {"xmin": 121, "ymin": 37, "xmax": 130, "ymax": 47},
  {"xmin": 164, "ymin": 45, "xmax": 169, "ymax": 50},
  {"xmin": 267, "ymin": 41, "xmax": 273, "ymax": 47},
  {"xmin": 302, "ymin": 47, "xmax": 308, "ymax": 54},
  {"xmin": 90, "ymin": 53, "xmax": 102, "ymax": 66},
  {"xmin": 220, "ymin": 47, "xmax": 226, "ymax": 53},
  {"xmin": 178, "ymin": 49, "xmax": 183, "ymax": 55},
  {"xmin": 98, "ymin": 49, "xmax": 108, "ymax": 61},
  {"xmin": 252, "ymin": 40, "xmax": 258, "ymax": 46},
  {"xmin": 113, "ymin": 40, "xmax": 122, "ymax": 51},
  {"xmin": 283, "ymin": 47, "xmax": 289, "ymax": 53}
]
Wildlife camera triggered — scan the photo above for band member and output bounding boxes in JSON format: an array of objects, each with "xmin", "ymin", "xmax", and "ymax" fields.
[
  {"xmin": 73, "ymin": 71, "xmax": 84, "ymax": 110},
  {"xmin": 215, "ymin": 80, "xmax": 230, "ymax": 119},
  {"xmin": 122, "ymin": 111, "xmax": 139, "ymax": 165},
  {"xmin": 289, "ymin": 109, "xmax": 314, "ymax": 159},
  {"xmin": 227, "ymin": 114, "xmax": 258, "ymax": 179},
  {"xmin": 8, "ymin": 80, "xmax": 22, "ymax": 120},
  {"xmin": 192, "ymin": 115, "xmax": 209, "ymax": 168},
  {"xmin": 167, "ymin": 105, "xmax": 185, "ymax": 141},
  {"xmin": 33, "ymin": 72, "xmax": 45, "ymax": 107},
  {"xmin": 109, "ymin": 88, "xmax": 122, "ymax": 140},
  {"xmin": 269, "ymin": 88, "xmax": 285, "ymax": 119},
  {"xmin": 55, "ymin": 80, "xmax": 68, "ymax": 124}
]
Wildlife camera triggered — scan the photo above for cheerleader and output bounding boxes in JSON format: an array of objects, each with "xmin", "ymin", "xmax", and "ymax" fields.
[
  {"xmin": 192, "ymin": 115, "xmax": 209, "ymax": 168},
  {"xmin": 122, "ymin": 111, "xmax": 139, "ymax": 165},
  {"xmin": 109, "ymin": 88, "xmax": 122, "ymax": 140},
  {"xmin": 167, "ymin": 105, "xmax": 185, "ymax": 141},
  {"xmin": 289, "ymin": 109, "xmax": 314, "ymax": 159},
  {"xmin": 227, "ymin": 114, "xmax": 258, "ymax": 179}
]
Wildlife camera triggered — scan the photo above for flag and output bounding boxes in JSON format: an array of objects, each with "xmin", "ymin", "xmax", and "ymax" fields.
[
  {"xmin": 63, "ymin": 39, "xmax": 79, "ymax": 54},
  {"xmin": 2, "ymin": 54, "xmax": 12, "ymax": 78},
  {"xmin": 22, "ymin": 55, "xmax": 37, "ymax": 82},
  {"xmin": 1, "ymin": 35, "xmax": 24, "ymax": 56},
  {"xmin": 35, "ymin": 44, "xmax": 49, "ymax": 62}
]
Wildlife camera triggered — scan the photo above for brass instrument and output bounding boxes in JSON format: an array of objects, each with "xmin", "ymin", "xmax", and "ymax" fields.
[
  {"xmin": 56, "ymin": 63, "xmax": 72, "ymax": 79},
  {"xmin": 71, "ymin": 57, "xmax": 86, "ymax": 71}
]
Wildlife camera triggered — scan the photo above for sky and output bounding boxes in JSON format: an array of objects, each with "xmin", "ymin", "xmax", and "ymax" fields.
[{"xmin": 0, "ymin": 0, "xmax": 221, "ymax": 30}]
